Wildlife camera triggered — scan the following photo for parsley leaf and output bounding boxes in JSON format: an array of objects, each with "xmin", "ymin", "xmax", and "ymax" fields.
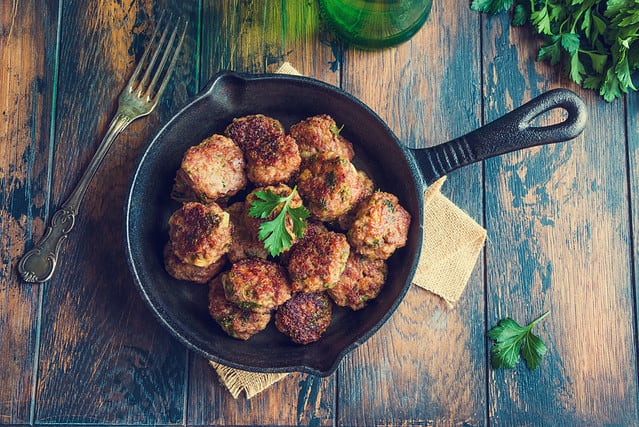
[
  {"xmin": 472, "ymin": 0, "xmax": 639, "ymax": 102},
  {"xmin": 248, "ymin": 186, "xmax": 309, "ymax": 257},
  {"xmin": 487, "ymin": 310, "xmax": 550, "ymax": 370}
]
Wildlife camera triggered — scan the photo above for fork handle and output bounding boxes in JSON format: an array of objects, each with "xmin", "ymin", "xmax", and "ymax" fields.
[{"xmin": 18, "ymin": 112, "xmax": 133, "ymax": 283}]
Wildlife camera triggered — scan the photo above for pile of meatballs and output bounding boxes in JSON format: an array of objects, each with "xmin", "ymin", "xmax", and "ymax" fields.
[{"xmin": 164, "ymin": 114, "xmax": 411, "ymax": 345}]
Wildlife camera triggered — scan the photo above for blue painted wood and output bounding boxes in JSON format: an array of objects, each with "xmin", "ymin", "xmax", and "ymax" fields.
[
  {"xmin": 32, "ymin": 1, "xmax": 198, "ymax": 424},
  {"xmin": 0, "ymin": 0, "xmax": 58, "ymax": 424},
  {"xmin": 482, "ymin": 13, "xmax": 638, "ymax": 426},
  {"xmin": 2, "ymin": 0, "xmax": 636, "ymax": 425},
  {"xmin": 628, "ymin": 88, "xmax": 639, "ymax": 398}
]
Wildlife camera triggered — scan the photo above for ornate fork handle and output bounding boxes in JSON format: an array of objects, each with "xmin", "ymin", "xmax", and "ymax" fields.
[
  {"xmin": 18, "ymin": 113, "xmax": 133, "ymax": 283},
  {"xmin": 18, "ymin": 14, "xmax": 186, "ymax": 283}
]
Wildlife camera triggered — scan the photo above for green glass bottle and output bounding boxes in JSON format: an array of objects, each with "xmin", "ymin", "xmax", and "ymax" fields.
[{"xmin": 319, "ymin": 0, "xmax": 433, "ymax": 49}]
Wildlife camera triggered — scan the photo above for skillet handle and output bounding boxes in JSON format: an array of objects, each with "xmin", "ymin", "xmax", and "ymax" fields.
[{"xmin": 414, "ymin": 88, "xmax": 588, "ymax": 185}]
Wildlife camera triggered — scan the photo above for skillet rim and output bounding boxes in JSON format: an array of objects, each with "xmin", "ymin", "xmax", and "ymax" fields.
[{"xmin": 123, "ymin": 71, "xmax": 425, "ymax": 376}]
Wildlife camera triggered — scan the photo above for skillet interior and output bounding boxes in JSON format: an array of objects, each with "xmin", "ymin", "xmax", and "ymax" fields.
[{"xmin": 125, "ymin": 72, "xmax": 424, "ymax": 376}]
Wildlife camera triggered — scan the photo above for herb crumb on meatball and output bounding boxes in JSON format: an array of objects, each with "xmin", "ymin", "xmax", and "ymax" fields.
[
  {"xmin": 222, "ymin": 258, "xmax": 292, "ymax": 313},
  {"xmin": 226, "ymin": 202, "xmax": 269, "ymax": 263},
  {"xmin": 168, "ymin": 201, "xmax": 232, "ymax": 267},
  {"xmin": 289, "ymin": 114, "xmax": 355, "ymax": 161},
  {"xmin": 172, "ymin": 134, "xmax": 246, "ymax": 203},
  {"xmin": 244, "ymin": 134, "xmax": 302, "ymax": 186},
  {"xmin": 287, "ymin": 229, "xmax": 350, "ymax": 292},
  {"xmin": 163, "ymin": 242, "xmax": 227, "ymax": 283},
  {"xmin": 347, "ymin": 191, "xmax": 411, "ymax": 260},
  {"xmin": 224, "ymin": 114, "xmax": 285, "ymax": 151},
  {"xmin": 328, "ymin": 253, "xmax": 387, "ymax": 310},
  {"xmin": 275, "ymin": 292, "xmax": 332, "ymax": 345},
  {"xmin": 297, "ymin": 152, "xmax": 366, "ymax": 222},
  {"xmin": 224, "ymin": 113, "xmax": 302, "ymax": 186},
  {"xmin": 334, "ymin": 170, "xmax": 375, "ymax": 230},
  {"xmin": 208, "ymin": 276, "xmax": 271, "ymax": 340}
]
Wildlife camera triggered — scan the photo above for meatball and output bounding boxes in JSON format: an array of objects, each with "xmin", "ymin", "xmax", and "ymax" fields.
[
  {"xmin": 297, "ymin": 152, "xmax": 366, "ymax": 222},
  {"xmin": 275, "ymin": 292, "xmax": 332, "ymax": 345},
  {"xmin": 328, "ymin": 253, "xmax": 387, "ymax": 310},
  {"xmin": 172, "ymin": 134, "xmax": 246, "ymax": 202},
  {"xmin": 224, "ymin": 114, "xmax": 285, "ymax": 151},
  {"xmin": 287, "ymin": 229, "xmax": 350, "ymax": 292},
  {"xmin": 334, "ymin": 170, "xmax": 375, "ymax": 230},
  {"xmin": 277, "ymin": 220, "xmax": 328, "ymax": 266},
  {"xmin": 222, "ymin": 258, "xmax": 292, "ymax": 313},
  {"xmin": 168, "ymin": 201, "xmax": 232, "ymax": 267},
  {"xmin": 163, "ymin": 242, "xmax": 227, "ymax": 283},
  {"xmin": 208, "ymin": 276, "xmax": 271, "ymax": 340},
  {"xmin": 244, "ymin": 134, "xmax": 301, "ymax": 186},
  {"xmin": 348, "ymin": 192, "xmax": 411, "ymax": 260},
  {"xmin": 226, "ymin": 202, "xmax": 268, "ymax": 263},
  {"xmin": 243, "ymin": 183, "xmax": 305, "ymax": 250},
  {"xmin": 289, "ymin": 114, "xmax": 355, "ymax": 161}
]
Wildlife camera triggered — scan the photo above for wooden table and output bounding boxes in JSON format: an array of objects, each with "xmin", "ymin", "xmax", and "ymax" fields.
[{"xmin": 2, "ymin": 1, "xmax": 638, "ymax": 425}]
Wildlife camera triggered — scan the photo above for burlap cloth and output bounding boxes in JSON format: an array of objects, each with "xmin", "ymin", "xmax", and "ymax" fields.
[{"xmin": 209, "ymin": 63, "xmax": 487, "ymax": 399}]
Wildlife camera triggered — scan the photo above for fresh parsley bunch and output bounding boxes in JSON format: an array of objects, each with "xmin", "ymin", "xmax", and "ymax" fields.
[{"xmin": 472, "ymin": 0, "xmax": 639, "ymax": 102}]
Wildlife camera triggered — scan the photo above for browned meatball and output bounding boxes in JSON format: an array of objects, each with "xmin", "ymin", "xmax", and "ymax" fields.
[
  {"xmin": 348, "ymin": 192, "xmax": 411, "ymax": 260},
  {"xmin": 208, "ymin": 276, "xmax": 271, "ymax": 340},
  {"xmin": 328, "ymin": 253, "xmax": 387, "ymax": 310},
  {"xmin": 297, "ymin": 152, "xmax": 366, "ymax": 222},
  {"xmin": 225, "ymin": 114, "xmax": 301, "ymax": 185},
  {"xmin": 163, "ymin": 242, "xmax": 227, "ymax": 283},
  {"xmin": 224, "ymin": 114, "xmax": 285, "ymax": 151},
  {"xmin": 275, "ymin": 292, "xmax": 332, "ymax": 345},
  {"xmin": 287, "ymin": 229, "xmax": 350, "ymax": 292},
  {"xmin": 222, "ymin": 258, "xmax": 292, "ymax": 313},
  {"xmin": 334, "ymin": 170, "xmax": 375, "ymax": 230},
  {"xmin": 277, "ymin": 220, "xmax": 328, "ymax": 266},
  {"xmin": 244, "ymin": 134, "xmax": 301, "ymax": 186},
  {"xmin": 289, "ymin": 114, "xmax": 355, "ymax": 161},
  {"xmin": 226, "ymin": 202, "xmax": 269, "ymax": 263},
  {"xmin": 243, "ymin": 183, "xmax": 305, "ymax": 250},
  {"xmin": 168, "ymin": 201, "xmax": 232, "ymax": 267},
  {"xmin": 173, "ymin": 134, "xmax": 246, "ymax": 202}
]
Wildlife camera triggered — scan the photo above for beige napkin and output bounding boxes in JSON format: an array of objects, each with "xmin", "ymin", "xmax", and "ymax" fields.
[{"xmin": 209, "ymin": 63, "xmax": 487, "ymax": 399}]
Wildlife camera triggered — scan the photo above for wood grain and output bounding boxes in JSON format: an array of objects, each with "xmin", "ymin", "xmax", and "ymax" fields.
[
  {"xmin": 628, "ymin": 84, "xmax": 639, "ymax": 379},
  {"xmin": 201, "ymin": 0, "xmax": 341, "ymax": 82},
  {"xmin": 1, "ymin": 0, "xmax": 637, "ymax": 425},
  {"xmin": 337, "ymin": 0, "xmax": 487, "ymax": 425},
  {"xmin": 0, "ymin": 0, "xmax": 57, "ymax": 424},
  {"xmin": 33, "ymin": 1, "xmax": 197, "ymax": 424},
  {"xmin": 482, "ymin": 14, "xmax": 638, "ymax": 425}
]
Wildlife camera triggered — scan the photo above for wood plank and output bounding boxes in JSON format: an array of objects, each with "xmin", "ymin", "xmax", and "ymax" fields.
[
  {"xmin": 189, "ymin": 356, "xmax": 335, "ymax": 426},
  {"xmin": 628, "ymin": 67, "xmax": 639, "ymax": 407},
  {"xmin": 337, "ymin": 0, "xmax": 487, "ymax": 425},
  {"xmin": 189, "ymin": 1, "xmax": 339, "ymax": 425},
  {"xmin": 482, "ymin": 14, "xmax": 638, "ymax": 425},
  {"xmin": 0, "ymin": 0, "xmax": 57, "ymax": 424},
  {"xmin": 200, "ymin": 0, "xmax": 341, "ymax": 83},
  {"xmin": 33, "ymin": 1, "xmax": 198, "ymax": 423}
]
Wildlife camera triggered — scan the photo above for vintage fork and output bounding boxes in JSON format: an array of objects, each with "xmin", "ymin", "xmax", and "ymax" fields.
[{"xmin": 18, "ymin": 14, "xmax": 188, "ymax": 283}]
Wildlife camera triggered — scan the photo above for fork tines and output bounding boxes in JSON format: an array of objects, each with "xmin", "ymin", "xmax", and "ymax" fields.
[{"xmin": 129, "ymin": 12, "xmax": 188, "ymax": 102}]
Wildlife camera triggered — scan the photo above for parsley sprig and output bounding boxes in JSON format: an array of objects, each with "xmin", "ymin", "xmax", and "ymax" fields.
[
  {"xmin": 471, "ymin": 0, "xmax": 639, "ymax": 102},
  {"xmin": 248, "ymin": 186, "xmax": 309, "ymax": 257},
  {"xmin": 487, "ymin": 310, "xmax": 550, "ymax": 370}
]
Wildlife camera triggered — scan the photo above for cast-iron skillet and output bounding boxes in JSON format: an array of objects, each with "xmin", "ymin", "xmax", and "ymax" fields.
[{"xmin": 124, "ymin": 72, "xmax": 587, "ymax": 376}]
